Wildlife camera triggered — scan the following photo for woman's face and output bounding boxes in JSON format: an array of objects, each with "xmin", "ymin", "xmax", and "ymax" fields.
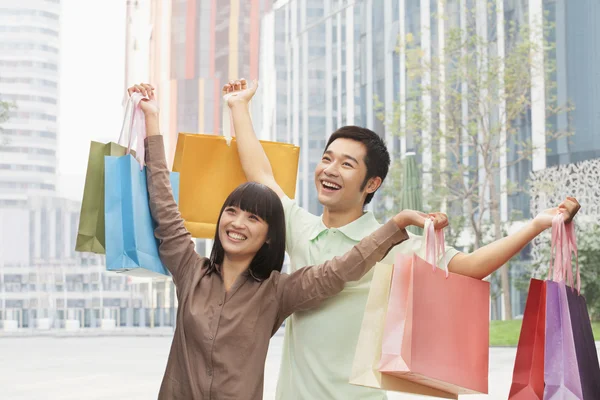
[{"xmin": 218, "ymin": 205, "xmax": 269, "ymax": 262}]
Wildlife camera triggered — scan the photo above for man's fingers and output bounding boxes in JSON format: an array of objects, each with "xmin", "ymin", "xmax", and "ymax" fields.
[{"xmin": 222, "ymin": 84, "xmax": 232, "ymax": 96}]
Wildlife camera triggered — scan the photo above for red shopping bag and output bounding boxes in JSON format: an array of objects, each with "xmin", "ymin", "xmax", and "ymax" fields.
[{"xmin": 508, "ymin": 278, "xmax": 546, "ymax": 400}]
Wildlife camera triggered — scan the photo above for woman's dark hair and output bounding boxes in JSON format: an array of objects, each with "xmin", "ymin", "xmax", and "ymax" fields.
[{"xmin": 207, "ymin": 182, "xmax": 286, "ymax": 281}]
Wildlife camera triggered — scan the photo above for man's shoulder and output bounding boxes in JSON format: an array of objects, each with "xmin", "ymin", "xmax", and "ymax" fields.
[{"xmin": 282, "ymin": 196, "xmax": 321, "ymax": 225}]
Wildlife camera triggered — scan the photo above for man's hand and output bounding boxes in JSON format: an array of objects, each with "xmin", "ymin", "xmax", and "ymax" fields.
[
  {"xmin": 222, "ymin": 78, "xmax": 258, "ymax": 108},
  {"xmin": 533, "ymin": 196, "xmax": 581, "ymax": 230},
  {"xmin": 393, "ymin": 210, "xmax": 448, "ymax": 230}
]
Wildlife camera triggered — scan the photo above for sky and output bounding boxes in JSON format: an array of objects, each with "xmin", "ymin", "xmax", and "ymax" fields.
[{"xmin": 57, "ymin": 0, "xmax": 127, "ymax": 201}]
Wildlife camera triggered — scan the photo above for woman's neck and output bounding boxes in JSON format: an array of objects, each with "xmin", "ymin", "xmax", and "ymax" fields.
[{"xmin": 221, "ymin": 254, "xmax": 252, "ymax": 291}]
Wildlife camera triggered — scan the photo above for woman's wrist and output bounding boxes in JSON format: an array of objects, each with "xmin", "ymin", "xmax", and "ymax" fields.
[{"xmin": 144, "ymin": 113, "xmax": 161, "ymax": 136}]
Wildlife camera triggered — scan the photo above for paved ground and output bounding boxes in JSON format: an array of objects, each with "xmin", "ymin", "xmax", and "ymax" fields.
[{"xmin": 1, "ymin": 332, "xmax": 598, "ymax": 399}]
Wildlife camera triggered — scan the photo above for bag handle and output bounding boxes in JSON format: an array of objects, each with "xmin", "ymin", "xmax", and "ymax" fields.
[
  {"xmin": 117, "ymin": 92, "xmax": 147, "ymax": 169},
  {"xmin": 423, "ymin": 218, "xmax": 449, "ymax": 278},
  {"xmin": 548, "ymin": 212, "xmax": 580, "ymax": 293},
  {"xmin": 565, "ymin": 219, "xmax": 580, "ymax": 293},
  {"xmin": 117, "ymin": 96, "xmax": 134, "ymax": 146},
  {"xmin": 130, "ymin": 93, "xmax": 147, "ymax": 169}
]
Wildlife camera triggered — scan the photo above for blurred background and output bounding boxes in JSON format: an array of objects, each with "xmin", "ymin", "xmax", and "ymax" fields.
[{"xmin": 1, "ymin": 0, "xmax": 599, "ymax": 399}]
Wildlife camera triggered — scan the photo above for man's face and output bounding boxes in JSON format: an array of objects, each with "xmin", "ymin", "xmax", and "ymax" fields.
[{"xmin": 314, "ymin": 138, "xmax": 376, "ymax": 212}]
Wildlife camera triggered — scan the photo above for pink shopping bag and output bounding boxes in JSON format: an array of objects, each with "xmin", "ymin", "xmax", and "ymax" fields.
[{"xmin": 378, "ymin": 220, "xmax": 490, "ymax": 395}]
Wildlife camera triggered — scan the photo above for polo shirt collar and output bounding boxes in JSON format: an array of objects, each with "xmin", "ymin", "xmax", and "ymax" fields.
[{"xmin": 308, "ymin": 210, "xmax": 382, "ymax": 242}]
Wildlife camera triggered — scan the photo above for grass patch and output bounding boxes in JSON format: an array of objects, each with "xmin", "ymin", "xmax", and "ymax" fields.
[
  {"xmin": 490, "ymin": 320, "xmax": 600, "ymax": 347},
  {"xmin": 489, "ymin": 320, "xmax": 523, "ymax": 347}
]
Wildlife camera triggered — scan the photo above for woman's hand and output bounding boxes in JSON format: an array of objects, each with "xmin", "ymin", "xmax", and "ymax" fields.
[
  {"xmin": 392, "ymin": 210, "xmax": 448, "ymax": 230},
  {"xmin": 127, "ymin": 83, "xmax": 159, "ymax": 117}
]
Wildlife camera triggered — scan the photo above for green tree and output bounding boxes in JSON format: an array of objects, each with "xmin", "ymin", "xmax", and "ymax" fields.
[{"xmin": 377, "ymin": 5, "xmax": 572, "ymax": 319}]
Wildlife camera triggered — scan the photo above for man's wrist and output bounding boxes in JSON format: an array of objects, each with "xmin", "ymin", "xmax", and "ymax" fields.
[{"xmin": 531, "ymin": 217, "xmax": 550, "ymax": 234}]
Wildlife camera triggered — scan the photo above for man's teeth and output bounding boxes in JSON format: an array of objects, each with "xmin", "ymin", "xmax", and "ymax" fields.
[
  {"xmin": 322, "ymin": 181, "xmax": 341, "ymax": 190},
  {"xmin": 227, "ymin": 232, "xmax": 247, "ymax": 241}
]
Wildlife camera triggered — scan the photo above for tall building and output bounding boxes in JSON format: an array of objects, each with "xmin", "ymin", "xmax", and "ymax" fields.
[
  {"xmin": 125, "ymin": 0, "xmax": 271, "ymax": 165},
  {"xmin": 263, "ymin": 0, "xmax": 404, "ymax": 215},
  {"xmin": 122, "ymin": 0, "xmax": 276, "ymax": 315},
  {"xmin": 0, "ymin": 1, "xmax": 177, "ymax": 331},
  {"xmin": 0, "ymin": 197, "xmax": 174, "ymax": 330},
  {"xmin": 264, "ymin": 0, "xmax": 600, "ymax": 214},
  {"xmin": 0, "ymin": 0, "xmax": 61, "ymax": 203},
  {"xmin": 262, "ymin": 0, "xmax": 600, "ymax": 318},
  {"xmin": 545, "ymin": 0, "xmax": 600, "ymax": 166}
]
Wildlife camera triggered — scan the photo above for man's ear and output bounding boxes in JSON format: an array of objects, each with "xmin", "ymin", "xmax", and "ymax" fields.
[{"xmin": 365, "ymin": 176, "xmax": 382, "ymax": 194}]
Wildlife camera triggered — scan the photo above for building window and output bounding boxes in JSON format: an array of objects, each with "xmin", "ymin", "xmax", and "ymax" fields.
[
  {"xmin": 8, "ymin": 112, "xmax": 57, "ymax": 122},
  {"xmin": 0, "ymin": 9, "xmax": 59, "ymax": 21},
  {"xmin": 0, "ymin": 182, "xmax": 55, "ymax": 190},
  {"xmin": 0, "ymin": 146, "xmax": 56, "ymax": 156},
  {"xmin": 55, "ymin": 208, "xmax": 63, "ymax": 259},
  {"xmin": 0, "ymin": 164, "xmax": 56, "ymax": 173},
  {"xmin": 0, "ymin": 43, "xmax": 59, "ymax": 54},
  {"xmin": 2, "ymin": 129, "xmax": 57, "ymax": 139},
  {"xmin": 29, "ymin": 210, "xmax": 36, "ymax": 261},
  {"xmin": 40, "ymin": 208, "xmax": 49, "ymax": 260},
  {"xmin": 0, "ymin": 26, "xmax": 59, "ymax": 37},
  {"xmin": 70, "ymin": 212, "xmax": 78, "ymax": 258},
  {"xmin": 0, "ymin": 60, "xmax": 58, "ymax": 71},
  {"xmin": 2, "ymin": 94, "xmax": 58, "ymax": 105}
]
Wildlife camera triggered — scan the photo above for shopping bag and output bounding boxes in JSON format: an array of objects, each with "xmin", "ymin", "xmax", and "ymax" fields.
[
  {"xmin": 543, "ymin": 213, "xmax": 583, "ymax": 399},
  {"xmin": 508, "ymin": 278, "xmax": 546, "ymax": 400},
  {"xmin": 104, "ymin": 155, "xmax": 179, "ymax": 277},
  {"xmin": 172, "ymin": 97, "xmax": 299, "ymax": 238},
  {"xmin": 104, "ymin": 93, "xmax": 180, "ymax": 278},
  {"xmin": 544, "ymin": 280, "xmax": 583, "ymax": 399},
  {"xmin": 75, "ymin": 142, "xmax": 130, "ymax": 254},
  {"xmin": 378, "ymin": 220, "xmax": 490, "ymax": 395},
  {"xmin": 562, "ymin": 220, "xmax": 600, "ymax": 399},
  {"xmin": 566, "ymin": 288, "xmax": 600, "ymax": 399},
  {"xmin": 349, "ymin": 263, "xmax": 457, "ymax": 399},
  {"xmin": 75, "ymin": 96, "xmax": 140, "ymax": 254}
]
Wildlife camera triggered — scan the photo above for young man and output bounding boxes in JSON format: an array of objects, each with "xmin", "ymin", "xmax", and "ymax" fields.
[{"xmin": 223, "ymin": 79, "xmax": 580, "ymax": 400}]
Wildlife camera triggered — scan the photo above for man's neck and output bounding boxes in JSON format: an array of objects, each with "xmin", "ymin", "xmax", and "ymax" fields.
[{"xmin": 322, "ymin": 206, "xmax": 365, "ymax": 228}]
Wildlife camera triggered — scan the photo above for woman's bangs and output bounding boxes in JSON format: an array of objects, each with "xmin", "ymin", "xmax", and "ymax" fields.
[{"xmin": 223, "ymin": 183, "xmax": 274, "ymax": 222}]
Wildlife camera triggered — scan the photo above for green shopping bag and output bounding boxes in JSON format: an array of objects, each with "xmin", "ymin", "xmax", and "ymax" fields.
[
  {"xmin": 75, "ymin": 142, "xmax": 131, "ymax": 253},
  {"xmin": 75, "ymin": 98, "xmax": 137, "ymax": 254}
]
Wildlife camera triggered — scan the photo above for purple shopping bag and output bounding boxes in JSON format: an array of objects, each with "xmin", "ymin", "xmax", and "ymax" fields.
[
  {"xmin": 562, "ymin": 221, "xmax": 600, "ymax": 399},
  {"xmin": 544, "ymin": 281, "xmax": 583, "ymax": 399},
  {"xmin": 543, "ymin": 214, "xmax": 583, "ymax": 399},
  {"xmin": 566, "ymin": 288, "xmax": 600, "ymax": 399}
]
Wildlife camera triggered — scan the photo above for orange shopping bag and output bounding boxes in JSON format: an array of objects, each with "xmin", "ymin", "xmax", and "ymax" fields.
[
  {"xmin": 378, "ymin": 220, "xmax": 490, "ymax": 395},
  {"xmin": 172, "ymin": 102, "xmax": 299, "ymax": 238}
]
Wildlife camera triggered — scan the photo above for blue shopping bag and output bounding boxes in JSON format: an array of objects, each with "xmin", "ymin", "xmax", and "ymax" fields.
[{"xmin": 104, "ymin": 153, "xmax": 180, "ymax": 277}]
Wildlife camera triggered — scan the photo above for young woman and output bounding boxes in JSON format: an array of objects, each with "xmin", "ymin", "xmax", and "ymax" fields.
[{"xmin": 128, "ymin": 83, "xmax": 448, "ymax": 400}]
